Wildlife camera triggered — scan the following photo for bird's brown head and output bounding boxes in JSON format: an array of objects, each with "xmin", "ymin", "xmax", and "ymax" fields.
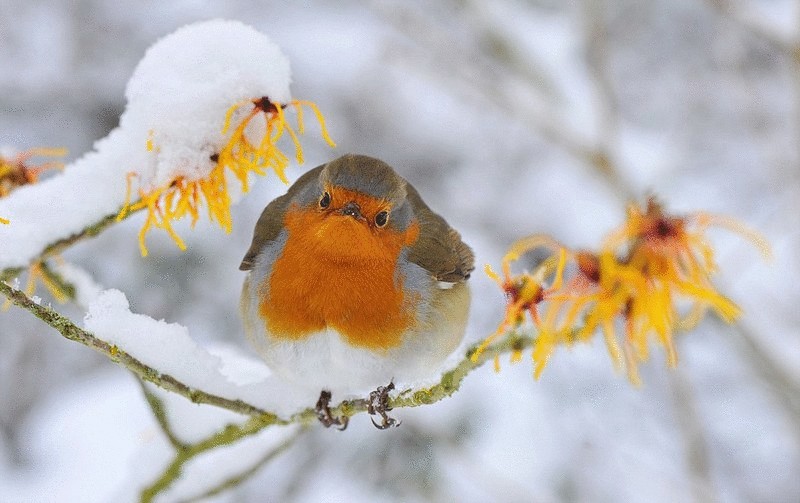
[{"xmin": 284, "ymin": 154, "xmax": 419, "ymax": 262}]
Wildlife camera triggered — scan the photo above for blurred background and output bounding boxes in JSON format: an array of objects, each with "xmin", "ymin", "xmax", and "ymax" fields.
[{"xmin": 1, "ymin": 0, "xmax": 798, "ymax": 501}]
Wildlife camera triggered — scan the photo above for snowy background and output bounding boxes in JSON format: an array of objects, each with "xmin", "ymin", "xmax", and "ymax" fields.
[{"xmin": 1, "ymin": 0, "xmax": 799, "ymax": 502}]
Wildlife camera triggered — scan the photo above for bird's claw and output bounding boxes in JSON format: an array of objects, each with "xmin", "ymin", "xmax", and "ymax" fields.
[
  {"xmin": 368, "ymin": 382, "xmax": 400, "ymax": 430},
  {"xmin": 315, "ymin": 390, "xmax": 348, "ymax": 430}
]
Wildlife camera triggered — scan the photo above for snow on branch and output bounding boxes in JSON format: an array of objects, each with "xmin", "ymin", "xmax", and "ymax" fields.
[
  {"xmin": 0, "ymin": 279, "xmax": 529, "ymax": 424},
  {"xmin": 0, "ymin": 19, "xmax": 333, "ymax": 270}
]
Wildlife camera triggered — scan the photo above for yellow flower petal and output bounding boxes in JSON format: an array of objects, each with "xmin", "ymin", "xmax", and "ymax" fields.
[{"xmin": 118, "ymin": 96, "xmax": 335, "ymax": 256}]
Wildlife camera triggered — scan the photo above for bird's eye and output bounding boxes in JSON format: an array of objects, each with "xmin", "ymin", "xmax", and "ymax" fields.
[
  {"xmin": 375, "ymin": 211, "xmax": 389, "ymax": 227},
  {"xmin": 319, "ymin": 191, "xmax": 331, "ymax": 209}
]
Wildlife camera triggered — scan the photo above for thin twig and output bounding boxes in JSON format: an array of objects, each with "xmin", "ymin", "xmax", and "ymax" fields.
[
  {"xmin": 0, "ymin": 206, "xmax": 141, "ymax": 282},
  {"xmin": 178, "ymin": 427, "xmax": 308, "ymax": 503},
  {"xmin": 139, "ymin": 421, "xmax": 304, "ymax": 503},
  {"xmin": 137, "ymin": 379, "xmax": 188, "ymax": 451}
]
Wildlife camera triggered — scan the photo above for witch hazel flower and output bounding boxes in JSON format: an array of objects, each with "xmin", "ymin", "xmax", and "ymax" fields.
[
  {"xmin": 1, "ymin": 259, "xmax": 72, "ymax": 311},
  {"xmin": 596, "ymin": 197, "xmax": 772, "ymax": 383},
  {"xmin": 472, "ymin": 235, "xmax": 568, "ymax": 371},
  {"xmin": 476, "ymin": 197, "xmax": 771, "ymax": 385},
  {"xmin": 116, "ymin": 20, "xmax": 335, "ymax": 256},
  {"xmin": 1, "ymin": 20, "xmax": 331, "ymax": 270},
  {"xmin": 0, "ymin": 147, "xmax": 66, "ymax": 224}
]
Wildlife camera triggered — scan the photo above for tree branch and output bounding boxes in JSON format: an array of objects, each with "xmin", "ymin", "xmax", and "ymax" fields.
[
  {"xmin": 0, "ymin": 207, "xmax": 140, "ymax": 282},
  {"xmin": 178, "ymin": 427, "xmax": 306, "ymax": 503},
  {"xmin": 0, "ymin": 280, "xmax": 277, "ymax": 419},
  {"xmin": 0, "ymin": 279, "xmax": 533, "ymax": 425},
  {"xmin": 137, "ymin": 379, "xmax": 188, "ymax": 451},
  {"xmin": 139, "ymin": 420, "xmax": 307, "ymax": 503},
  {"xmin": 2, "ymin": 261, "xmax": 536, "ymax": 502}
]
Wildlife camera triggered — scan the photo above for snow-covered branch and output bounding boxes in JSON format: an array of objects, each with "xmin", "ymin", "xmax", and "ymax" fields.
[
  {"xmin": 0, "ymin": 281, "xmax": 275, "ymax": 418},
  {"xmin": 0, "ymin": 279, "xmax": 533, "ymax": 425}
]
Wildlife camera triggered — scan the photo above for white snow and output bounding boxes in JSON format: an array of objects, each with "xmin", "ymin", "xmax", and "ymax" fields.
[
  {"xmin": 0, "ymin": 131, "xmax": 134, "ymax": 268},
  {"xmin": 53, "ymin": 261, "xmax": 104, "ymax": 308},
  {"xmin": 123, "ymin": 19, "xmax": 291, "ymax": 189},
  {"xmin": 0, "ymin": 19, "xmax": 292, "ymax": 269},
  {"xmin": 0, "ymin": 368, "xmax": 298, "ymax": 503},
  {"xmin": 83, "ymin": 288, "xmax": 319, "ymax": 417}
]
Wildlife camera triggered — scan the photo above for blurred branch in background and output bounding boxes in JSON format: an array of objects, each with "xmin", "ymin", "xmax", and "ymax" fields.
[
  {"xmin": 371, "ymin": 0, "xmax": 637, "ymax": 200},
  {"xmin": 137, "ymin": 379, "xmax": 307, "ymax": 503},
  {"xmin": 177, "ymin": 429, "xmax": 304, "ymax": 503},
  {"xmin": 704, "ymin": 0, "xmax": 800, "ymax": 166},
  {"xmin": 695, "ymin": 0, "xmax": 800, "ymax": 458},
  {"xmin": 582, "ymin": 0, "xmax": 623, "ymax": 190},
  {"xmin": 730, "ymin": 320, "xmax": 800, "ymax": 435},
  {"xmin": 669, "ymin": 367, "xmax": 718, "ymax": 503},
  {"xmin": 138, "ymin": 379, "xmax": 188, "ymax": 451},
  {"xmin": 705, "ymin": 0, "xmax": 798, "ymax": 55}
]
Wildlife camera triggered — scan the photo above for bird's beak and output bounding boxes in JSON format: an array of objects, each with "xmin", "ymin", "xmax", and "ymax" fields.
[{"xmin": 340, "ymin": 201, "xmax": 364, "ymax": 220}]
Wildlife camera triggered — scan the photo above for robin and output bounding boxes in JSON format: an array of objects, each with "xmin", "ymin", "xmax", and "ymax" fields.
[{"xmin": 239, "ymin": 154, "xmax": 473, "ymax": 424}]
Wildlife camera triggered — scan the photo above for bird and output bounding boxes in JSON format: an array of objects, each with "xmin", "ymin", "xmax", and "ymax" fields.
[{"xmin": 239, "ymin": 154, "xmax": 474, "ymax": 421}]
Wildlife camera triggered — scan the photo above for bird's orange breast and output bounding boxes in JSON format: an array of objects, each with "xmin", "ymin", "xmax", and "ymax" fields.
[{"xmin": 260, "ymin": 203, "xmax": 421, "ymax": 350}]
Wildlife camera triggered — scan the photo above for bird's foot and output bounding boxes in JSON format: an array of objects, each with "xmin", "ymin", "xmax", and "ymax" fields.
[
  {"xmin": 315, "ymin": 390, "xmax": 348, "ymax": 430},
  {"xmin": 368, "ymin": 382, "xmax": 400, "ymax": 430}
]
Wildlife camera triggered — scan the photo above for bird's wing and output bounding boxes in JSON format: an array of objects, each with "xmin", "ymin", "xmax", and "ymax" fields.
[
  {"xmin": 405, "ymin": 184, "xmax": 475, "ymax": 283},
  {"xmin": 239, "ymin": 165, "xmax": 325, "ymax": 271}
]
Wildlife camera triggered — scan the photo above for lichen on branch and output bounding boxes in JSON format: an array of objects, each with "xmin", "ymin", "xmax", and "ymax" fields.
[{"xmin": 0, "ymin": 279, "xmax": 531, "ymax": 425}]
